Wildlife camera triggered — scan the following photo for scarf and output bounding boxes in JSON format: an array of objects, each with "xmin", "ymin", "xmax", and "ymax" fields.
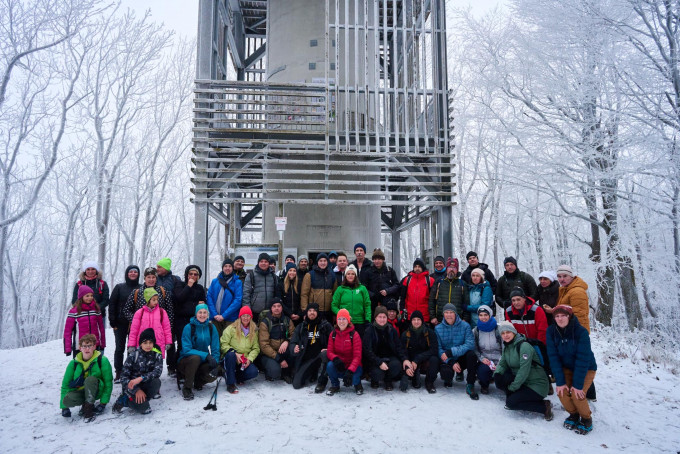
[{"xmin": 476, "ymin": 317, "xmax": 498, "ymax": 333}]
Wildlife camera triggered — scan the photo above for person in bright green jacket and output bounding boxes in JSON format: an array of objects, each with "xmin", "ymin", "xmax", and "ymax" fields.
[
  {"xmin": 60, "ymin": 334, "xmax": 113, "ymax": 422},
  {"xmin": 220, "ymin": 306, "xmax": 260, "ymax": 394},
  {"xmin": 331, "ymin": 265, "xmax": 371, "ymax": 337},
  {"xmin": 493, "ymin": 321, "xmax": 552, "ymax": 421}
]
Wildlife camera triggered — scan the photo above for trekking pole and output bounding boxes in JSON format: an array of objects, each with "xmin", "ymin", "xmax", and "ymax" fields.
[{"xmin": 203, "ymin": 377, "xmax": 221, "ymax": 411}]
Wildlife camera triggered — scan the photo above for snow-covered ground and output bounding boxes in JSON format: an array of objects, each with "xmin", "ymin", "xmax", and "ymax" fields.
[{"xmin": 1, "ymin": 328, "xmax": 678, "ymax": 454}]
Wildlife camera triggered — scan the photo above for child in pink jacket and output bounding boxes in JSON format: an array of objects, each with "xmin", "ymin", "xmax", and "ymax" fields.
[
  {"xmin": 128, "ymin": 288, "xmax": 172, "ymax": 358},
  {"xmin": 64, "ymin": 285, "xmax": 106, "ymax": 357}
]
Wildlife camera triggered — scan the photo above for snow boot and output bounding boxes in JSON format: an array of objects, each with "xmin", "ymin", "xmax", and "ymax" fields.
[
  {"xmin": 355, "ymin": 383, "xmax": 364, "ymax": 395},
  {"xmin": 81, "ymin": 402, "xmax": 96, "ymax": 423},
  {"xmin": 548, "ymin": 383, "xmax": 554, "ymax": 395},
  {"xmin": 282, "ymin": 374, "xmax": 293, "ymax": 385},
  {"xmin": 370, "ymin": 380, "xmax": 380, "ymax": 389},
  {"xmin": 61, "ymin": 408, "xmax": 71, "ymax": 418},
  {"xmin": 586, "ymin": 382, "xmax": 597, "ymax": 401},
  {"xmin": 314, "ymin": 382, "xmax": 326, "ymax": 394},
  {"xmin": 326, "ymin": 386, "xmax": 340, "ymax": 396},
  {"xmin": 480, "ymin": 385, "xmax": 489, "ymax": 395},
  {"xmin": 113, "ymin": 370, "xmax": 121, "ymax": 384},
  {"xmin": 576, "ymin": 418, "xmax": 593, "ymax": 435},
  {"xmin": 227, "ymin": 384, "xmax": 239, "ymax": 394},
  {"xmin": 563, "ymin": 413, "xmax": 580, "ymax": 430},
  {"xmin": 384, "ymin": 380, "xmax": 394, "ymax": 391},
  {"xmin": 399, "ymin": 375, "xmax": 409, "ymax": 392},
  {"xmin": 112, "ymin": 394, "xmax": 127, "ymax": 413},
  {"xmin": 544, "ymin": 400, "xmax": 553, "ymax": 421},
  {"xmin": 466, "ymin": 384, "xmax": 479, "ymax": 400},
  {"xmin": 182, "ymin": 387, "xmax": 194, "ymax": 401},
  {"xmin": 151, "ymin": 392, "xmax": 161, "ymax": 399},
  {"xmin": 455, "ymin": 372, "xmax": 464, "ymax": 382},
  {"xmin": 443, "ymin": 380, "xmax": 453, "ymax": 388},
  {"xmin": 412, "ymin": 374, "xmax": 422, "ymax": 389},
  {"xmin": 93, "ymin": 403, "xmax": 106, "ymax": 414},
  {"xmin": 425, "ymin": 382, "xmax": 436, "ymax": 394}
]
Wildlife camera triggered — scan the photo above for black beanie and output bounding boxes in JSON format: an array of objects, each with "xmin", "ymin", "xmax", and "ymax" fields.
[
  {"xmin": 504, "ymin": 256, "xmax": 517, "ymax": 266},
  {"xmin": 307, "ymin": 302, "xmax": 320, "ymax": 313},
  {"xmin": 222, "ymin": 258, "xmax": 234, "ymax": 267},
  {"xmin": 509, "ymin": 287, "xmax": 526, "ymax": 299},
  {"xmin": 466, "ymin": 251, "xmax": 478, "ymax": 260},
  {"xmin": 258, "ymin": 253, "xmax": 271, "ymax": 263},
  {"xmin": 413, "ymin": 258, "xmax": 427, "ymax": 270},
  {"xmin": 234, "ymin": 255, "xmax": 245, "ymax": 262},
  {"xmin": 434, "ymin": 255, "xmax": 445, "ymax": 263},
  {"xmin": 139, "ymin": 328, "xmax": 156, "ymax": 345},
  {"xmin": 410, "ymin": 310, "xmax": 424, "ymax": 322}
]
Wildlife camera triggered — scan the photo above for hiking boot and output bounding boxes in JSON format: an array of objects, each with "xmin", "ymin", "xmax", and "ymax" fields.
[
  {"xmin": 194, "ymin": 383, "xmax": 203, "ymax": 391},
  {"xmin": 466, "ymin": 384, "xmax": 479, "ymax": 400},
  {"xmin": 81, "ymin": 402, "xmax": 95, "ymax": 423},
  {"xmin": 182, "ymin": 387, "xmax": 194, "ymax": 401},
  {"xmin": 455, "ymin": 372, "xmax": 464, "ymax": 382},
  {"xmin": 544, "ymin": 400, "xmax": 553, "ymax": 421},
  {"xmin": 151, "ymin": 393, "xmax": 161, "ymax": 399},
  {"xmin": 93, "ymin": 403, "xmax": 106, "ymax": 414},
  {"xmin": 112, "ymin": 395, "xmax": 127, "ymax": 413},
  {"xmin": 282, "ymin": 375, "xmax": 293, "ymax": 385},
  {"xmin": 370, "ymin": 380, "xmax": 380, "ymax": 389},
  {"xmin": 443, "ymin": 381, "xmax": 453, "ymax": 388},
  {"xmin": 425, "ymin": 382, "xmax": 436, "ymax": 394},
  {"xmin": 384, "ymin": 380, "xmax": 394, "ymax": 391},
  {"xmin": 114, "ymin": 371, "xmax": 121, "ymax": 384},
  {"xmin": 167, "ymin": 368, "xmax": 177, "ymax": 378},
  {"xmin": 227, "ymin": 384, "xmax": 239, "ymax": 394},
  {"xmin": 399, "ymin": 375, "xmax": 409, "ymax": 392},
  {"xmin": 564, "ymin": 413, "xmax": 580, "ymax": 430},
  {"xmin": 355, "ymin": 384, "xmax": 364, "ymax": 395},
  {"xmin": 412, "ymin": 375, "xmax": 422, "ymax": 389},
  {"xmin": 314, "ymin": 383, "xmax": 326, "ymax": 394},
  {"xmin": 140, "ymin": 407, "xmax": 152, "ymax": 415},
  {"xmin": 575, "ymin": 418, "xmax": 593, "ymax": 435},
  {"xmin": 480, "ymin": 386, "xmax": 489, "ymax": 395},
  {"xmin": 61, "ymin": 408, "xmax": 71, "ymax": 418},
  {"xmin": 326, "ymin": 386, "xmax": 340, "ymax": 396}
]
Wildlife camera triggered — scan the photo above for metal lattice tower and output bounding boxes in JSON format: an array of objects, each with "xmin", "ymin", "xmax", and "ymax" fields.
[{"xmin": 192, "ymin": 0, "xmax": 455, "ymax": 274}]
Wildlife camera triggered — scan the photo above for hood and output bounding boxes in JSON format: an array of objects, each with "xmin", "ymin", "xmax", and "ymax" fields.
[
  {"xmin": 75, "ymin": 349, "xmax": 101, "ymax": 368},
  {"xmin": 78, "ymin": 270, "xmax": 103, "ymax": 282},
  {"xmin": 567, "ymin": 276, "xmax": 589, "ymax": 292},
  {"xmin": 469, "ymin": 280, "xmax": 490, "ymax": 291},
  {"xmin": 184, "ymin": 264, "xmax": 203, "ymax": 281},
  {"xmin": 124, "ymin": 265, "xmax": 141, "ymax": 286}
]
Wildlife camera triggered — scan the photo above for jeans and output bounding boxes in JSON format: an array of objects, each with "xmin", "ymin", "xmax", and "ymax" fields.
[
  {"xmin": 222, "ymin": 350, "xmax": 259, "ymax": 385},
  {"xmin": 326, "ymin": 361, "xmax": 362, "ymax": 387}
]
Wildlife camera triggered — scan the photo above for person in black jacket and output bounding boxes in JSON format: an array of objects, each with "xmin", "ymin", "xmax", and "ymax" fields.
[
  {"xmin": 280, "ymin": 262, "xmax": 303, "ymax": 324},
  {"xmin": 173, "ymin": 265, "xmax": 207, "ymax": 362},
  {"xmin": 364, "ymin": 248, "xmax": 400, "ymax": 314},
  {"xmin": 71, "ymin": 261, "xmax": 110, "ymax": 319},
  {"xmin": 537, "ymin": 270, "xmax": 560, "ymax": 325},
  {"xmin": 461, "ymin": 251, "xmax": 498, "ymax": 293},
  {"xmin": 400, "ymin": 310, "xmax": 439, "ymax": 393},
  {"xmin": 289, "ymin": 303, "xmax": 333, "ymax": 391},
  {"xmin": 108, "ymin": 265, "xmax": 140, "ymax": 383},
  {"xmin": 496, "ymin": 257, "xmax": 538, "ymax": 310},
  {"xmin": 362, "ymin": 306, "xmax": 406, "ymax": 391}
]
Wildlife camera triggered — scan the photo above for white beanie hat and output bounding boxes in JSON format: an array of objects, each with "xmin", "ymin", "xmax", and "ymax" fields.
[{"xmin": 82, "ymin": 261, "xmax": 100, "ymax": 273}]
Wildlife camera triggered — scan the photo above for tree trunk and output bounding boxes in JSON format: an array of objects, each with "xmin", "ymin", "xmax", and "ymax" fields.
[{"xmin": 617, "ymin": 255, "xmax": 643, "ymax": 329}]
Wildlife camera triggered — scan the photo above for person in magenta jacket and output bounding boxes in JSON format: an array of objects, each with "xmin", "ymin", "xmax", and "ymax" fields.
[
  {"xmin": 325, "ymin": 308, "xmax": 364, "ymax": 395},
  {"xmin": 128, "ymin": 288, "xmax": 172, "ymax": 358},
  {"xmin": 64, "ymin": 285, "xmax": 106, "ymax": 357}
]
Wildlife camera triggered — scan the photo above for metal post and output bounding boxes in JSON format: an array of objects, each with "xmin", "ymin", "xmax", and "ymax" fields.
[{"xmin": 277, "ymin": 203, "xmax": 284, "ymax": 269}]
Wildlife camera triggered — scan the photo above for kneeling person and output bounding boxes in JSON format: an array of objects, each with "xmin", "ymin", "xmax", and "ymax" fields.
[
  {"xmin": 258, "ymin": 298, "xmax": 295, "ymax": 383},
  {"xmin": 220, "ymin": 307, "xmax": 260, "ymax": 394},
  {"xmin": 113, "ymin": 328, "xmax": 163, "ymax": 415},
  {"xmin": 400, "ymin": 311, "xmax": 439, "ymax": 393},
  {"xmin": 289, "ymin": 302, "xmax": 333, "ymax": 391},
  {"xmin": 177, "ymin": 304, "xmax": 220, "ymax": 400},
  {"xmin": 363, "ymin": 306, "xmax": 406, "ymax": 391},
  {"xmin": 60, "ymin": 334, "xmax": 113, "ymax": 422}
]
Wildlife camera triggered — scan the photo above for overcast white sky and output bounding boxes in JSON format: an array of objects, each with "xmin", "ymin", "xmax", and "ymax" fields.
[{"xmin": 119, "ymin": 0, "xmax": 504, "ymax": 37}]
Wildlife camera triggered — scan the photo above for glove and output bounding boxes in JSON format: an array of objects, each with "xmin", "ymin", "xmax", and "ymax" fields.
[
  {"xmin": 65, "ymin": 352, "xmax": 71, "ymax": 356},
  {"xmin": 127, "ymin": 347, "xmax": 135, "ymax": 355},
  {"xmin": 332, "ymin": 357, "xmax": 345, "ymax": 373},
  {"xmin": 207, "ymin": 355, "xmax": 217, "ymax": 369},
  {"xmin": 342, "ymin": 370, "xmax": 353, "ymax": 387}
]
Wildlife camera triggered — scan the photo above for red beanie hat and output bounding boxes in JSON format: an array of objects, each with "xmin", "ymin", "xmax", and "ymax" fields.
[
  {"xmin": 239, "ymin": 306, "xmax": 253, "ymax": 318},
  {"xmin": 336, "ymin": 308, "xmax": 351, "ymax": 322}
]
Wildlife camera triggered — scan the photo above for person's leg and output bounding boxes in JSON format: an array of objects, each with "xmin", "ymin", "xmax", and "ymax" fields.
[
  {"xmin": 261, "ymin": 356, "xmax": 282, "ymax": 380},
  {"xmin": 369, "ymin": 363, "xmax": 386, "ymax": 384},
  {"xmin": 572, "ymin": 370, "xmax": 596, "ymax": 419},
  {"xmin": 477, "ymin": 362, "xmax": 493, "ymax": 388},
  {"xmin": 386, "ymin": 357, "xmax": 402, "ymax": 381},
  {"xmin": 439, "ymin": 362, "xmax": 454, "ymax": 385},
  {"xmin": 505, "ymin": 386, "xmax": 547, "ymax": 414},
  {"xmin": 424, "ymin": 356, "xmax": 440, "ymax": 385},
  {"xmin": 114, "ymin": 326, "xmax": 128, "ymax": 375},
  {"xmin": 62, "ymin": 390, "xmax": 86, "ymax": 408},
  {"xmin": 352, "ymin": 366, "xmax": 363, "ymax": 386},
  {"xmin": 326, "ymin": 359, "xmax": 341, "ymax": 388},
  {"xmin": 494, "ymin": 368, "xmax": 515, "ymax": 392},
  {"xmin": 195, "ymin": 362, "xmax": 216, "ymax": 387},
  {"xmin": 292, "ymin": 357, "xmax": 322, "ymax": 389},
  {"xmin": 128, "ymin": 378, "xmax": 160, "ymax": 413},
  {"xmin": 177, "ymin": 356, "xmax": 201, "ymax": 389},
  {"xmin": 82, "ymin": 376, "xmax": 100, "ymax": 404},
  {"xmin": 222, "ymin": 350, "xmax": 238, "ymax": 385},
  {"xmin": 166, "ymin": 333, "xmax": 177, "ymax": 374},
  {"xmin": 586, "ymin": 381, "xmax": 596, "ymax": 400},
  {"xmin": 461, "ymin": 350, "xmax": 478, "ymax": 384},
  {"xmin": 241, "ymin": 363, "xmax": 259, "ymax": 382}
]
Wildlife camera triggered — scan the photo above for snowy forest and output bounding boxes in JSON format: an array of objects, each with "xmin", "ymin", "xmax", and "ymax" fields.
[{"xmin": 0, "ymin": 0, "xmax": 679, "ymax": 365}]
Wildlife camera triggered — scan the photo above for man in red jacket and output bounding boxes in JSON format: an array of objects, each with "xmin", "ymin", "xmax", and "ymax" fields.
[{"xmin": 504, "ymin": 287, "xmax": 548, "ymax": 345}]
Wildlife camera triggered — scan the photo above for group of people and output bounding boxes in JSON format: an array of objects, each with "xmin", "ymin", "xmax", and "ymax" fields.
[{"xmin": 59, "ymin": 246, "xmax": 597, "ymax": 436}]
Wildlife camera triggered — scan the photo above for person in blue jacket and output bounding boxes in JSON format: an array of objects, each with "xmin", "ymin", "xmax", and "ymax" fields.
[
  {"xmin": 464, "ymin": 268, "xmax": 494, "ymax": 328},
  {"xmin": 546, "ymin": 305, "xmax": 597, "ymax": 435},
  {"xmin": 206, "ymin": 258, "xmax": 243, "ymax": 336},
  {"xmin": 176, "ymin": 304, "xmax": 221, "ymax": 400},
  {"xmin": 434, "ymin": 303, "xmax": 479, "ymax": 400}
]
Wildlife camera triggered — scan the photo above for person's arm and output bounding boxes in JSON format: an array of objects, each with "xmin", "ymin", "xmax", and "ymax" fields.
[
  {"xmin": 386, "ymin": 269, "xmax": 400, "ymax": 297},
  {"xmin": 362, "ymin": 327, "xmax": 380, "ymax": 366},
  {"xmin": 481, "ymin": 284, "xmax": 494, "ymax": 306},
  {"xmin": 247, "ymin": 329, "xmax": 261, "ymax": 362},
  {"xmin": 161, "ymin": 309, "xmax": 172, "ymax": 346},
  {"xmin": 428, "ymin": 284, "xmax": 437, "ymax": 321},
  {"xmin": 449, "ymin": 324, "xmax": 474, "ymax": 359},
  {"xmin": 127, "ymin": 310, "xmax": 142, "ymax": 347},
  {"xmin": 146, "ymin": 353, "xmax": 164, "ymax": 381},
  {"xmin": 224, "ymin": 280, "xmax": 243, "ymax": 320},
  {"xmin": 99, "ymin": 357, "xmax": 114, "ymax": 404},
  {"xmin": 434, "ymin": 326, "xmax": 447, "ymax": 360},
  {"xmin": 97, "ymin": 312, "xmax": 106, "ymax": 348},
  {"xmin": 326, "ymin": 331, "xmax": 337, "ymax": 361},
  {"xmin": 210, "ymin": 324, "xmax": 221, "ymax": 363},
  {"xmin": 206, "ymin": 281, "xmax": 218, "ymax": 319},
  {"xmin": 63, "ymin": 309, "xmax": 76, "ymax": 354},
  {"xmin": 243, "ymin": 273, "xmax": 254, "ymax": 307},
  {"xmin": 71, "ymin": 283, "xmax": 78, "ymax": 306},
  {"xmin": 60, "ymin": 361, "xmax": 76, "ymax": 408},
  {"xmin": 220, "ymin": 325, "xmax": 233, "ymax": 356},
  {"xmin": 361, "ymin": 286, "xmax": 372, "ymax": 322},
  {"xmin": 108, "ymin": 285, "xmax": 120, "ymax": 328},
  {"xmin": 572, "ymin": 328, "xmax": 594, "ymax": 390},
  {"xmin": 535, "ymin": 307, "xmax": 548, "ymax": 344},
  {"xmin": 100, "ymin": 282, "xmax": 110, "ymax": 311},
  {"xmin": 392, "ymin": 328, "xmax": 407, "ymax": 362},
  {"xmin": 348, "ymin": 331, "xmax": 363, "ymax": 372},
  {"xmin": 545, "ymin": 326, "xmax": 566, "ymax": 386},
  {"xmin": 123, "ymin": 290, "xmax": 136, "ymax": 323},
  {"xmin": 160, "ymin": 287, "xmax": 174, "ymax": 326},
  {"xmin": 525, "ymin": 273, "xmax": 539, "ymax": 301},
  {"xmin": 258, "ymin": 322, "xmax": 277, "ymax": 359},
  {"xmin": 300, "ymin": 273, "xmax": 311, "ymax": 311},
  {"xmin": 331, "ymin": 286, "xmax": 342, "ymax": 314}
]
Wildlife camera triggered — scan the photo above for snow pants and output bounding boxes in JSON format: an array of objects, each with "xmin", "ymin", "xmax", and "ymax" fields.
[
  {"xmin": 559, "ymin": 369, "xmax": 596, "ymax": 419},
  {"xmin": 62, "ymin": 376, "xmax": 99, "ymax": 407},
  {"xmin": 495, "ymin": 369, "xmax": 547, "ymax": 414}
]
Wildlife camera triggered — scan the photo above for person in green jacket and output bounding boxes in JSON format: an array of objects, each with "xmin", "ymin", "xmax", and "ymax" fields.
[
  {"xmin": 220, "ymin": 306, "xmax": 260, "ymax": 394},
  {"xmin": 493, "ymin": 321, "xmax": 553, "ymax": 421},
  {"xmin": 60, "ymin": 334, "xmax": 113, "ymax": 422},
  {"xmin": 331, "ymin": 265, "xmax": 371, "ymax": 337}
]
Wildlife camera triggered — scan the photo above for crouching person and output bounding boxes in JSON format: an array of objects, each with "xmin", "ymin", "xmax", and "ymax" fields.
[
  {"xmin": 289, "ymin": 303, "xmax": 333, "ymax": 391},
  {"xmin": 399, "ymin": 311, "xmax": 439, "ymax": 393},
  {"xmin": 113, "ymin": 328, "xmax": 163, "ymax": 415},
  {"xmin": 363, "ymin": 306, "xmax": 405, "ymax": 391},
  {"xmin": 473, "ymin": 305, "xmax": 502, "ymax": 394},
  {"xmin": 60, "ymin": 334, "xmax": 113, "ymax": 422},
  {"xmin": 325, "ymin": 309, "xmax": 363, "ymax": 396},
  {"xmin": 177, "ymin": 304, "xmax": 220, "ymax": 401},
  {"xmin": 258, "ymin": 298, "xmax": 295, "ymax": 383},
  {"xmin": 220, "ymin": 306, "xmax": 260, "ymax": 394},
  {"xmin": 494, "ymin": 321, "xmax": 552, "ymax": 421}
]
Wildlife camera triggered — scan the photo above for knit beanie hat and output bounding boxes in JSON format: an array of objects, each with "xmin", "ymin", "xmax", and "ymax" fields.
[
  {"xmin": 337, "ymin": 308, "xmax": 351, "ymax": 321},
  {"xmin": 354, "ymin": 243, "xmax": 367, "ymax": 253},
  {"xmin": 538, "ymin": 270, "xmax": 558, "ymax": 282},
  {"xmin": 466, "ymin": 251, "xmax": 478, "ymax": 260},
  {"xmin": 285, "ymin": 254, "xmax": 296, "ymax": 262},
  {"xmin": 239, "ymin": 306, "xmax": 253, "ymax": 318},
  {"xmin": 139, "ymin": 328, "xmax": 157, "ymax": 345},
  {"xmin": 157, "ymin": 257, "xmax": 172, "ymax": 271},
  {"xmin": 385, "ymin": 300, "xmax": 398, "ymax": 312},
  {"xmin": 471, "ymin": 268, "xmax": 486, "ymax": 281},
  {"xmin": 77, "ymin": 285, "xmax": 94, "ymax": 300},
  {"xmin": 234, "ymin": 255, "xmax": 245, "ymax": 262},
  {"xmin": 372, "ymin": 248, "xmax": 385, "ymax": 260},
  {"xmin": 143, "ymin": 287, "xmax": 159, "ymax": 304},
  {"xmin": 270, "ymin": 297, "xmax": 283, "ymax": 309},
  {"xmin": 222, "ymin": 258, "xmax": 234, "ymax": 268},
  {"xmin": 81, "ymin": 261, "xmax": 99, "ymax": 273},
  {"xmin": 328, "ymin": 251, "xmax": 338, "ymax": 259},
  {"xmin": 374, "ymin": 306, "xmax": 388, "ymax": 319},
  {"xmin": 477, "ymin": 305, "xmax": 492, "ymax": 315},
  {"xmin": 195, "ymin": 303, "xmax": 209, "ymax": 315},
  {"xmin": 552, "ymin": 305, "xmax": 573, "ymax": 318},
  {"xmin": 509, "ymin": 287, "xmax": 526, "ymax": 299},
  {"xmin": 410, "ymin": 310, "xmax": 424, "ymax": 322},
  {"xmin": 257, "ymin": 253, "xmax": 271, "ymax": 263},
  {"xmin": 345, "ymin": 264, "xmax": 358, "ymax": 275},
  {"xmin": 413, "ymin": 258, "xmax": 427, "ymax": 270},
  {"xmin": 556, "ymin": 264, "xmax": 575, "ymax": 277},
  {"xmin": 442, "ymin": 303, "xmax": 456, "ymax": 313},
  {"xmin": 307, "ymin": 302, "xmax": 320, "ymax": 313},
  {"xmin": 434, "ymin": 255, "xmax": 445, "ymax": 264},
  {"xmin": 446, "ymin": 257, "xmax": 459, "ymax": 271},
  {"xmin": 504, "ymin": 256, "xmax": 517, "ymax": 266},
  {"xmin": 317, "ymin": 253, "xmax": 329, "ymax": 262},
  {"xmin": 498, "ymin": 321, "xmax": 517, "ymax": 335},
  {"xmin": 144, "ymin": 267, "xmax": 157, "ymax": 276},
  {"xmin": 297, "ymin": 254, "xmax": 308, "ymax": 263},
  {"xmin": 285, "ymin": 262, "xmax": 297, "ymax": 271}
]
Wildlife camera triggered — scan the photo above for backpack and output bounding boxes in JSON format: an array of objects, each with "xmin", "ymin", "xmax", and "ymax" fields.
[
  {"xmin": 77, "ymin": 279, "xmax": 106, "ymax": 296},
  {"xmin": 515, "ymin": 337, "xmax": 545, "ymax": 366},
  {"xmin": 404, "ymin": 274, "xmax": 433, "ymax": 293},
  {"xmin": 133, "ymin": 286, "xmax": 167, "ymax": 309},
  {"xmin": 332, "ymin": 329, "xmax": 355, "ymax": 344},
  {"xmin": 261, "ymin": 315, "xmax": 291, "ymax": 339}
]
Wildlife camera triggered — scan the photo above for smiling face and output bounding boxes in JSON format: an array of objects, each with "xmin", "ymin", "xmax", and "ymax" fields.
[
  {"xmin": 337, "ymin": 317, "xmax": 349, "ymax": 330},
  {"xmin": 234, "ymin": 258, "xmax": 245, "ymax": 270},
  {"xmin": 511, "ymin": 296, "xmax": 526, "ymax": 311},
  {"xmin": 501, "ymin": 331, "xmax": 515, "ymax": 343},
  {"xmin": 258, "ymin": 259, "xmax": 270, "ymax": 271},
  {"xmin": 196, "ymin": 309, "xmax": 209, "ymax": 323},
  {"xmin": 411, "ymin": 317, "xmax": 422, "ymax": 329},
  {"xmin": 336, "ymin": 256, "xmax": 347, "ymax": 270},
  {"xmin": 82, "ymin": 293, "xmax": 94, "ymax": 304},
  {"xmin": 478, "ymin": 312, "xmax": 490, "ymax": 323},
  {"xmin": 127, "ymin": 268, "xmax": 139, "ymax": 281},
  {"xmin": 539, "ymin": 277, "xmax": 552, "ymax": 288},
  {"xmin": 140, "ymin": 340, "xmax": 154, "ymax": 352},
  {"xmin": 84, "ymin": 267, "xmax": 98, "ymax": 280},
  {"xmin": 222, "ymin": 263, "xmax": 233, "ymax": 275},
  {"xmin": 434, "ymin": 260, "xmax": 445, "ymax": 271},
  {"xmin": 287, "ymin": 267, "xmax": 297, "ymax": 280},
  {"xmin": 317, "ymin": 257, "xmax": 328, "ymax": 270},
  {"xmin": 443, "ymin": 310, "xmax": 456, "ymax": 324},
  {"xmin": 345, "ymin": 270, "xmax": 356, "ymax": 284},
  {"xmin": 144, "ymin": 274, "xmax": 157, "ymax": 287},
  {"xmin": 375, "ymin": 313, "xmax": 388, "ymax": 326},
  {"xmin": 240, "ymin": 314, "xmax": 252, "ymax": 326}
]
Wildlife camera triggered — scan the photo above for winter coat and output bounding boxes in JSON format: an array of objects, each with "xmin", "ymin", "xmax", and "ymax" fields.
[
  {"xmin": 461, "ymin": 263, "xmax": 498, "ymax": 292},
  {"xmin": 108, "ymin": 265, "xmax": 140, "ymax": 329},
  {"xmin": 60, "ymin": 351, "xmax": 113, "ymax": 408},
  {"xmin": 258, "ymin": 313, "xmax": 295, "ymax": 361},
  {"xmin": 235, "ymin": 268, "xmax": 248, "ymax": 283},
  {"xmin": 331, "ymin": 284, "xmax": 371, "ymax": 324},
  {"xmin": 206, "ymin": 272, "xmax": 243, "ymax": 322},
  {"xmin": 300, "ymin": 265, "xmax": 338, "ymax": 313},
  {"xmin": 349, "ymin": 258, "xmax": 372, "ymax": 284},
  {"xmin": 431, "ymin": 268, "xmax": 447, "ymax": 284},
  {"xmin": 473, "ymin": 325, "xmax": 503, "ymax": 364},
  {"xmin": 63, "ymin": 301, "xmax": 106, "ymax": 354},
  {"xmin": 243, "ymin": 267, "xmax": 281, "ymax": 314},
  {"xmin": 465, "ymin": 281, "xmax": 494, "ymax": 326},
  {"xmin": 128, "ymin": 305, "xmax": 172, "ymax": 357},
  {"xmin": 557, "ymin": 276, "xmax": 591, "ymax": 333},
  {"xmin": 326, "ymin": 324, "xmax": 362, "ymax": 372},
  {"xmin": 333, "ymin": 266, "xmax": 345, "ymax": 286},
  {"xmin": 546, "ymin": 317, "xmax": 597, "ymax": 390},
  {"xmin": 290, "ymin": 317, "xmax": 333, "ymax": 361},
  {"xmin": 400, "ymin": 325, "xmax": 439, "ymax": 363},
  {"xmin": 496, "ymin": 269, "xmax": 538, "ymax": 308},
  {"xmin": 387, "ymin": 316, "xmax": 407, "ymax": 335},
  {"xmin": 219, "ymin": 320, "xmax": 260, "ymax": 362},
  {"xmin": 401, "ymin": 271, "xmax": 434, "ymax": 322},
  {"xmin": 434, "ymin": 315, "xmax": 474, "ymax": 363},
  {"xmin": 428, "ymin": 277, "xmax": 470, "ymax": 322},
  {"xmin": 71, "ymin": 271, "xmax": 110, "ymax": 311},
  {"xmin": 123, "ymin": 284, "xmax": 174, "ymax": 327},
  {"xmin": 505, "ymin": 300, "xmax": 548, "ymax": 345},
  {"xmin": 120, "ymin": 346, "xmax": 164, "ymax": 390},
  {"xmin": 536, "ymin": 280, "xmax": 560, "ymax": 325},
  {"xmin": 280, "ymin": 275, "xmax": 303, "ymax": 319},
  {"xmin": 364, "ymin": 264, "xmax": 400, "ymax": 309},
  {"xmin": 156, "ymin": 271, "xmax": 182, "ymax": 294},
  {"xmin": 494, "ymin": 334, "xmax": 549, "ymax": 397},
  {"xmin": 362, "ymin": 323, "xmax": 405, "ymax": 367},
  {"xmin": 173, "ymin": 265, "xmax": 207, "ymax": 334},
  {"xmin": 178, "ymin": 316, "xmax": 220, "ymax": 364}
]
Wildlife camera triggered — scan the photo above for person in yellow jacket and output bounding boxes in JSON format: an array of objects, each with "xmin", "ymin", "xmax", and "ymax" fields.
[
  {"xmin": 220, "ymin": 306, "xmax": 260, "ymax": 394},
  {"xmin": 556, "ymin": 265, "xmax": 590, "ymax": 333}
]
